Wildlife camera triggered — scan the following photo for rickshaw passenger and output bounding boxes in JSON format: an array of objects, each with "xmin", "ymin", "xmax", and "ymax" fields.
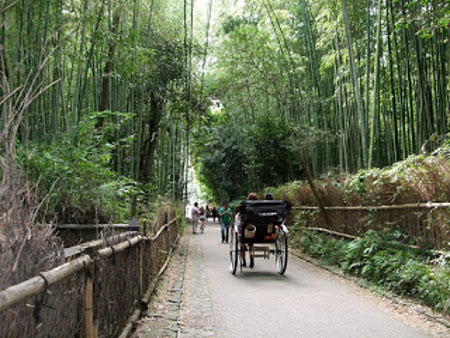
[
  {"xmin": 265, "ymin": 192, "xmax": 274, "ymax": 200},
  {"xmin": 240, "ymin": 192, "xmax": 258, "ymax": 268}
]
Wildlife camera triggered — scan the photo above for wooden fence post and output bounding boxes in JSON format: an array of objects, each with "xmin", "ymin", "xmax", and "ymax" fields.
[
  {"xmin": 165, "ymin": 226, "xmax": 169, "ymax": 251},
  {"xmin": 139, "ymin": 238, "xmax": 144, "ymax": 301},
  {"xmin": 84, "ymin": 264, "xmax": 95, "ymax": 338}
]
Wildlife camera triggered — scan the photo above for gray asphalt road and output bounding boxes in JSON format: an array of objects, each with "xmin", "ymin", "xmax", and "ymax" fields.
[{"xmin": 197, "ymin": 220, "xmax": 427, "ymax": 338}]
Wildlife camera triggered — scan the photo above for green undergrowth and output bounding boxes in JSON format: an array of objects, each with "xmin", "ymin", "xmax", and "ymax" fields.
[
  {"xmin": 16, "ymin": 111, "xmax": 183, "ymax": 225},
  {"xmin": 294, "ymin": 227, "xmax": 450, "ymax": 315},
  {"xmin": 17, "ymin": 112, "xmax": 137, "ymax": 223}
]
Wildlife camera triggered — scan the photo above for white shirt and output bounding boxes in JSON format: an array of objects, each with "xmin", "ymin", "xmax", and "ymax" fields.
[{"xmin": 191, "ymin": 206, "xmax": 200, "ymax": 221}]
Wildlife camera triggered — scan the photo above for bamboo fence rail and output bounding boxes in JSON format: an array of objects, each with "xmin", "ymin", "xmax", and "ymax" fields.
[
  {"xmin": 302, "ymin": 227, "xmax": 447, "ymax": 255},
  {"xmin": 292, "ymin": 202, "xmax": 450, "ymax": 211},
  {"xmin": 291, "ymin": 202, "xmax": 450, "ymax": 249},
  {"xmin": 48, "ymin": 223, "xmax": 140, "ymax": 247},
  {"xmin": 63, "ymin": 231, "xmax": 136, "ymax": 258},
  {"xmin": 0, "ymin": 255, "xmax": 93, "ymax": 312},
  {"xmin": 0, "ymin": 215, "xmax": 180, "ymax": 337}
]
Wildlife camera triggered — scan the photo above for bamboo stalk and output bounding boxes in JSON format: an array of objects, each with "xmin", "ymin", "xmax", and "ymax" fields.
[
  {"xmin": 0, "ymin": 255, "xmax": 92, "ymax": 311},
  {"xmin": 97, "ymin": 235, "xmax": 142, "ymax": 259},
  {"xmin": 84, "ymin": 267, "xmax": 95, "ymax": 338},
  {"xmin": 64, "ymin": 231, "xmax": 137, "ymax": 259},
  {"xmin": 118, "ymin": 308, "xmax": 141, "ymax": 338},
  {"xmin": 149, "ymin": 219, "xmax": 175, "ymax": 241},
  {"xmin": 141, "ymin": 280, "xmax": 157, "ymax": 308},
  {"xmin": 304, "ymin": 227, "xmax": 358, "ymax": 240},
  {"xmin": 0, "ymin": 276, "xmax": 43, "ymax": 312}
]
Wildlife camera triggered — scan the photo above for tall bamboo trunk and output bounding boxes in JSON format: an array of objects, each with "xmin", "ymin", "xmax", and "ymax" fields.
[
  {"xmin": 342, "ymin": 0, "xmax": 367, "ymax": 168},
  {"xmin": 368, "ymin": 0, "xmax": 382, "ymax": 168},
  {"xmin": 97, "ymin": 11, "xmax": 121, "ymax": 128}
]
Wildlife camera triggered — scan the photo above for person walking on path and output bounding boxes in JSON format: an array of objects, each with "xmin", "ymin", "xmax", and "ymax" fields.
[
  {"xmin": 212, "ymin": 206, "xmax": 218, "ymax": 222},
  {"xmin": 199, "ymin": 206, "xmax": 206, "ymax": 234},
  {"xmin": 219, "ymin": 201, "xmax": 232, "ymax": 243},
  {"xmin": 191, "ymin": 202, "xmax": 200, "ymax": 234}
]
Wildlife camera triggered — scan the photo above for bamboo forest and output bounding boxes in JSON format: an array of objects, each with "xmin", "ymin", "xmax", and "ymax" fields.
[
  {"xmin": 1, "ymin": 0, "xmax": 449, "ymax": 209},
  {"xmin": 1, "ymin": 0, "xmax": 450, "ymax": 336}
]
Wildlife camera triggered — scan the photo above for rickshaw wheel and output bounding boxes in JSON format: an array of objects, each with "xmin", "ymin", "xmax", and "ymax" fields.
[
  {"xmin": 229, "ymin": 232, "xmax": 239, "ymax": 275},
  {"xmin": 276, "ymin": 228, "xmax": 288, "ymax": 275}
]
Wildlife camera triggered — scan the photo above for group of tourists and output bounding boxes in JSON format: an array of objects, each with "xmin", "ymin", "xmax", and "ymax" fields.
[
  {"xmin": 191, "ymin": 202, "xmax": 229, "ymax": 228},
  {"xmin": 190, "ymin": 202, "xmax": 206, "ymax": 234},
  {"xmin": 190, "ymin": 201, "xmax": 233, "ymax": 238},
  {"xmin": 190, "ymin": 204, "xmax": 221, "ymax": 223},
  {"xmin": 190, "ymin": 202, "xmax": 223, "ymax": 234}
]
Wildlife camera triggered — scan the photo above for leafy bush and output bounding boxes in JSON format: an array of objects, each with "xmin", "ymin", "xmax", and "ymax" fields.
[
  {"xmin": 17, "ymin": 112, "xmax": 137, "ymax": 223},
  {"xmin": 296, "ymin": 228, "xmax": 450, "ymax": 314}
]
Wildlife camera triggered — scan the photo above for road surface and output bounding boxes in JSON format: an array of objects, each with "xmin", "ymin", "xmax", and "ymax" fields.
[{"xmin": 135, "ymin": 220, "xmax": 442, "ymax": 337}]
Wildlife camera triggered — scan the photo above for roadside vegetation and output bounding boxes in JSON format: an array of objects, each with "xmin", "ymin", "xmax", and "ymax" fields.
[
  {"xmin": 263, "ymin": 149, "xmax": 450, "ymax": 317},
  {"xmin": 1, "ymin": 0, "xmax": 449, "ymax": 305},
  {"xmin": 266, "ymin": 148, "xmax": 450, "ymax": 247},
  {"xmin": 269, "ymin": 149, "xmax": 450, "ymax": 207},
  {"xmin": 16, "ymin": 112, "xmax": 136, "ymax": 224}
]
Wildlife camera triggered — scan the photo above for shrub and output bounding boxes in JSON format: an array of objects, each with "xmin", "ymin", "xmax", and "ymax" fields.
[{"xmin": 17, "ymin": 112, "xmax": 136, "ymax": 223}]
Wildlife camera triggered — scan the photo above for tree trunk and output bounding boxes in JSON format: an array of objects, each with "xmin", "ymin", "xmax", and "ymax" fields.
[
  {"xmin": 97, "ymin": 10, "xmax": 121, "ymax": 128},
  {"xmin": 368, "ymin": 0, "xmax": 382, "ymax": 168},
  {"xmin": 385, "ymin": 0, "xmax": 399, "ymax": 162},
  {"xmin": 139, "ymin": 94, "xmax": 163, "ymax": 183},
  {"xmin": 300, "ymin": 151, "xmax": 332, "ymax": 226},
  {"xmin": 342, "ymin": 0, "xmax": 367, "ymax": 167}
]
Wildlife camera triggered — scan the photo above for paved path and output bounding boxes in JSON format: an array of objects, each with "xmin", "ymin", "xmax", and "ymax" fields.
[
  {"xmin": 135, "ymin": 220, "xmax": 446, "ymax": 337},
  {"xmin": 178, "ymin": 225, "xmax": 215, "ymax": 336}
]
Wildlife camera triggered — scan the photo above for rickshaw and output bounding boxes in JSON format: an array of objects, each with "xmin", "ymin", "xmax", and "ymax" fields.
[{"xmin": 229, "ymin": 200, "xmax": 291, "ymax": 275}]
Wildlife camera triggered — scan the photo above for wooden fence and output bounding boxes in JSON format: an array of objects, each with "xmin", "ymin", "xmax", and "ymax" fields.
[
  {"xmin": 54, "ymin": 223, "xmax": 136, "ymax": 247},
  {"xmin": 0, "ymin": 217, "xmax": 180, "ymax": 337},
  {"xmin": 291, "ymin": 202, "xmax": 450, "ymax": 250}
]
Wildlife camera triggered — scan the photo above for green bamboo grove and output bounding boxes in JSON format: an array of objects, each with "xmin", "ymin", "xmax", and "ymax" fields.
[
  {"xmin": 192, "ymin": 0, "xmax": 450, "ymax": 200},
  {"xmin": 1, "ymin": 0, "xmax": 449, "ymax": 207},
  {"xmin": 1, "ymin": 0, "xmax": 197, "ymax": 205}
]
